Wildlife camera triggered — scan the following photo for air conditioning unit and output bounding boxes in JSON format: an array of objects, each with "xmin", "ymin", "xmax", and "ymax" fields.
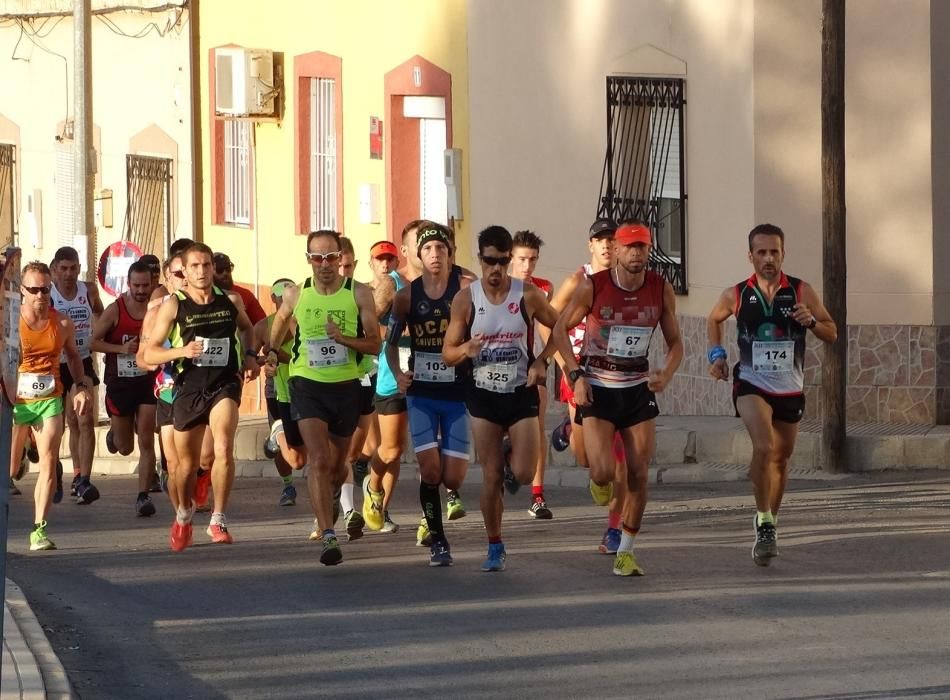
[{"xmin": 215, "ymin": 47, "xmax": 276, "ymax": 116}]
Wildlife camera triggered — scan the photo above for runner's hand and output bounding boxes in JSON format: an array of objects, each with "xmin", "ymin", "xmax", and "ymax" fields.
[
  {"xmin": 573, "ymin": 376, "xmax": 593, "ymax": 407},
  {"xmin": 464, "ymin": 334, "xmax": 485, "ymax": 360},
  {"xmin": 72, "ymin": 388, "xmax": 90, "ymax": 416},
  {"xmin": 123, "ymin": 339, "xmax": 139, "ymax": 354},
  {"xmin": 242, "ymin": 356, "xmax": 260, "ymax": 381},
  {"xmin": 709, "ymin": 357, "xmax": 729, "ymax": 381},
  {"xmin": 182, "ymin": 340, "xmax": 204, "ymax": 359},
  {"xmin": 526, "ymin": 359, "xmax": 547, "ymax": 387},
  {"xmin": 396, "ymin": 370, "xmax": 413, "ymax": 394},
  {"xmin": 326, "ymin": 320, "xmax": 343, "ymax": 343},
  {"xmin": 262, "ymin": 362, "xmax": 276, "ymax": 378},
  {"xmin": 791, "ymin": 303, "xmax": 815, "ymax": 327},
  {"xmin": 647, "ymin": 369, "xmax": 670, "ymax": 393}
]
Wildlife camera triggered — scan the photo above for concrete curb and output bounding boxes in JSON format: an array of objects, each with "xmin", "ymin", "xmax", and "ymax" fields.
[{"xmin": 4, "ymin": 579, "xmax": 73, "ymax": 700}]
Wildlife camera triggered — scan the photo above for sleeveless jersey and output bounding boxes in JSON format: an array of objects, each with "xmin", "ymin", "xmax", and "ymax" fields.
[
  {"xmin": 468, "ymin": 278, "xmax": 533, "ymax": 394},
  {"xmin": 170, "ymin": 288, "xmax": 241, "ymax": 389},
  {"xmin": 104, "ymin": 296, "xmax": 151, "ymax": 383},
  {"xmin": 406, "ymin": 267, "xmax": 465, "ymax": 398},
  {"xmin": 376, "ymin": 270, "xmax": 409, "ymax": 398},
  {"xmin": 734, "ymin": 273, "xmax": 807, "ymax": 396},
  {"xmin": 580, "ymin": 269, "xmax": 664, "ymax": 389},
  {"xmin": 51, "ymin": 281, "xmax": 93, "ymax": 361},
  {"xmin": 567, "ymin": 264, "xmax": 593, "ymax": 359},
  {"xmin": 290, "ymin": 277, "xmax": 362, "ymax": 383},
  {"xmin": 16, "ymin": 310, "xmax": 64, "ymax": 403},
  {"xmin": 152, "ymin": 294, "xmax": 176, "ymax": 403},
  {"xmin": 528, "ymin": 275, "xmax": 553, "ymax": 356}
]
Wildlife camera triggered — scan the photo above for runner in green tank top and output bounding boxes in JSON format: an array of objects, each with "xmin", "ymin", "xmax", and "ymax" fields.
[{"xmin": 270, "ymin": 230, "xmax": 381, "ymax": 566}]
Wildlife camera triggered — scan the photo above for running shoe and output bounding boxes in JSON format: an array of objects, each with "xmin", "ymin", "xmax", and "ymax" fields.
[
  {"xmin": 135, "ymin": 493, "xmax": 156, "ymax": 517},
  {"xmin": 149, "ymin": 471, "xmax": 162, "ymax": 493},
  {"xmin": 481, "ymin": 542, "xmax": 507, "ymax": 572},
  {"xmin": 170, "ymin": 520, "xmax": 193, "ymax": 552},
  {"xmin": 52, "ymin": 461, "xmax": 64, "ymax": 504},
  {"xmin": 752, "ymin": 515, "xmax": 778, "ymax": 566},
  {"xmin": 320, "ymin": 534, "xmax": 343, "ymax": 566},
  {"xmin": 528, "ymin": 496, "xmax": 553, "ymax": 520},
  {"xmin": 14, "ymin": 449, "xmax": 29, "ymax": 480},
  {"xmin": 105, "ymin": 429, "xmax": 118, "ymax": 455},
  {"xmin": 279, "ymin": 484, "xmax": 297, "ymax": 507},
  {"xmin": 9, "ymin": 478, "xmax": 20, "ymax": 496},
  {"xmin": 263, "ymin": 419, "xmax": 282, "ymax": 459},
  {"xmin": 381, "ymin": 511, "xmax": 399, "ymax": 534},
  {"xmin": 69, "ymin": 474, "xmax": 81, "ymax": 498},
  {"xmin": 26, "ymin": 442, "xmax": 39, "ymax": 463},
  {"xmin": 344, "ymin": 509, "xmax": 365, "ymax": 541},
  {"xmin": 29, "ymin": 521, "xmax": 56, "ymax": 551},
  {"xmin": 446, "ymin": 490, "xmax": 466, "ymax": 520},
  {"xmin": 75, "ymin": 480, "xmax": 100, "ymax": 505},
  {"xmin": 158, "ymin": 466, "xmax": 169, "ymax": 494},
  {"xmin": 612, "ymin": 550, "xmax": 645, "ymax": 577},
  {"xmin": 352, "ymin": 458, "xmax": 369, "ymax": 488},
  {"xmin": 598, "ymin": 527, "xmax": 621, "ymax": 555},
  {"xmin": 416, "ymin": 517, "xmax": 432, "ymax": 547},
  {"xmin": 429, "ymin": 537, "xmax": 453, "ymax": 567},
  {"xmin": 195, "ymin": 469, "xmax": 211, "ymax": 512},
  {"xmin": 207, "ymin": 522, "xmax": 234, "ymax": 544},
  {"xmin": 502, "ymin": 437, "xmax": 520, "ymax": 495},
  {"xmin": 589, "ymin": 479, "xmax": 613, "ymax": 507},
  {"xmin": 362, "ymin": 478, "xmax": 384, "ymax": 531},
  {"xmin": 550, "ymin": 415, "xmax": 572, "ymax": 452}
]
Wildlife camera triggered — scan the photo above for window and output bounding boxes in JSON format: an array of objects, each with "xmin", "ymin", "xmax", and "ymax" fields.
[
  {"xmin": 54, "ymin": 141, "xmax": 76, "ymax": 247},
  {"xmin": 0, "ymin": 143, "xmax": 15, "ymax": 248},
  {"xmin": 309, "ymin": 77, "xmax": 337, "ymax": 231},
  {"xmin": 125, "ymin": 154, "xmax": 172, "ymax": 259},
  {"xmin": 598, "ymin": 77, "xmax": 687, "ymax": 293},
  {"xmin": 419, "ymin": 117, "xmax": 447, "ymax": 225},
  {"xmin": 224, "ymin": 120, "xmax": 252, "ymax": 225}
]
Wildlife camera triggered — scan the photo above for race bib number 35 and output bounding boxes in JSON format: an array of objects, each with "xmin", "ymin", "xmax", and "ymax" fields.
[
  {"xmin": 414, "ymin": 351, "xmax": 455, "ymax": 383},
  {"xmin": 17, "ymin": 372, "xmax": 56, "ymax": 400},
  {"xmin": 193, "ymin": 337, "xmax": 230, "ymax": 367},
  {"xmin": 607, "ymin": 325, "xmax": 652, "ymax": 358},
  {"xmin": 474, "ymin": 363, "xmax": 518, "ymax": 393},
  {"xmin": 307, "ymin": 338, "xmax": 347, "ymax": 368},
  {"xmin": 752, "ymin": 340, "xmax": 795, "ymax": 373}
]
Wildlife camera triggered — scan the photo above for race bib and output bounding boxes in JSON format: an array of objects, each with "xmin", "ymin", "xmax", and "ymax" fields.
[
  {"xmin": 752, "ymin": 340, "xmax": 795, "ymax": 373},
  {"xmin": 474, "ymin": 363, "xmax": 518, "ymax": 393},
  {"xmin": 307, "ymin": 338, "xmax": 347, "ymax": 368},
  {"xmin": 414, "ymin": 351, "xmax": 455, "ymax": 383},
  {"xmin": 193, "ymin": 337, "xmax": 230, "ymax": 367},
  {"xmin": 607, "ymin": 325, "xmax": 652, "ymax": 358},
  {"xmin": 17, "ymin": 372, "xmax": 56, "ymax": 400},
  {"xmin": 398, "ymin": 346, "xmax": 411, "ymax": 373},
  {"xmin": 117, "ymin": 353, "xmax": 146, "ymax": 378}
]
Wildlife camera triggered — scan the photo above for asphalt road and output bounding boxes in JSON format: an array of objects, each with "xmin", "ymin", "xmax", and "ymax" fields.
[{"xmin": 6, "ymin": 470, "xmax": 950, "ymax": 699}]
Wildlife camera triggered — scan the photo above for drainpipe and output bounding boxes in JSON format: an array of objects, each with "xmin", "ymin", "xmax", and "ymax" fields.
[{"xmin": 188, "ymin": 0, "xmax": 203, "ymax": 240}]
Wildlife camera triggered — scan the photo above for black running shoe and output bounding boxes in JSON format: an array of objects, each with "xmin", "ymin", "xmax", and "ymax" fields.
[
  {"xmin": 148, "ymin": 472, "xmax": 162, "ymax": 493},
  {"xmin": 26, "ymin": 443, "xmax": 39, "ymax": 464},
  {"xmin": 76, "ymin": 480, "xmax": 100, "ymax": 505},
  {"xmin": 136, "ymin": 493, "xmax": 156, "ymax": 517},
  {"xmin": 52, "ymin": 461, "xmax": 64, "ymax": 504},
  {"xmin": 352, "ymin": 458, "xmax": 369, "ymax": 489},
  {"xmin": 550, "ymin": 416, "xmax": 572, "ymax": 452},
  {"xmin": 752, "ymin": 516, "xmax": 778, "ymax": 566},
  {"xmin": 502, "ymin": 436, "xmax": 520, "ymax": 495},
  {"xmin": 69, "ymin": 474, "xmax": 81, "ymax": 498},
  {"xmin": 528, "ymin": 496, "xmax": 553, "ymax": 520},
  {"xmin": 105, "ymin": 429, "xmax": 118, "ymax": 455}
]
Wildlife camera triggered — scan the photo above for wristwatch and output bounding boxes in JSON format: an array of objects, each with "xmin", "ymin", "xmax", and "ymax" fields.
[
  {"xmin": 806, "ymin": 315, "xmax": 818, "ymax": 329},
  {"xmin": 568, "ymin": 368, "xmax": 586, "ymax": 385}
]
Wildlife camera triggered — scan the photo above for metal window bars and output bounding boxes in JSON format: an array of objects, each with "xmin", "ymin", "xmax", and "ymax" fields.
[
  {"xmin": 224, "ymin": 120, "xmax": 251, "ymax": 225},
  {"xmin": 310, "ymin": 77, "xmax": 337, "ymax": 232},
  {"xmin": 0, "ymin": 144, "xmax": 14, "ymax": 250},
  {"xmin": 124, "ymin": 154, "xmax": 172, "ymax": 259}
]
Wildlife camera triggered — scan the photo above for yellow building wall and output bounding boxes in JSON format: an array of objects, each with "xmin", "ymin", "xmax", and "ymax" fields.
[{"xmin": 198, "ymin": 0, "xmax": 470, "ymax": 292}]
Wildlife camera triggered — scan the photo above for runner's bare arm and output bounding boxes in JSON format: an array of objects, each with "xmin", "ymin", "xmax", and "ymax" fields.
[
  {"xmin": 385, "ymin": 287, "xmax": 411, "ymax": 391},
  {"xmin": 542, "ymin": 270, "xmax": 583, "ymax": 370},
  {"xmin": 149, "ymin": 285, "xmax": 169, "ymax": 302},
  {"xmin": 270, "ymin": 284, "xmax": 299, "ymax": 350},
  {"xmin": 442, "ymin": 287, "xmax": 478, "ymax": 367},
  {"xmin": 328, "ymin": 283, "xmax": 381, "ymax": 356},
  {"xmin": 228, "ymin": 292, "xmax": 259, "ymax": 375},
  {"xmin": 525, "ymin": 286, "xmax": 561, "ymax": 382},
  {"xmin": 649, "ymin": 281, "xmax": 684, "ymax": 393},
  {"xmin": 136, "ymin": 305, "xmax": 161, "ymax": 371},
  {"xmin": 90, "ymin": 302, "xmax": 129, "ymax": 354},
  {"xmin": 793, "ymin": 282, "xmax": 837, "ymax": 344},
  {"xmin": 142, "ymin": 296, "xmax": 202, "ymax": 365},
  {"xmin": 549, "ymin": 276, "xmax": 593, "ymax": 376},
  {"xmin": 372, "ymin": 274, "xmax": 396, "ymax": 319},
  {"xmin": 707, "ymin": 286, "xmax": 736, "ymax": 381},
  {"xmin": 61, "ymin": 317, "xmax": 90, "ymax": 415},
  {"xmin": 87, "ymin": 283, "xmax": 104, "ymax": 317}
]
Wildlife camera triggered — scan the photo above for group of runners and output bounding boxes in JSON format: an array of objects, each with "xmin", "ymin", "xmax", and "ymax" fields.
[{"xmin": 8, "ymin": 217, "xmax": 835, "ymax": 576}]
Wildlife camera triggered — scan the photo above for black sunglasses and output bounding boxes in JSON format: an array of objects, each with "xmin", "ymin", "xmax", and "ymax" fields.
[
  {"xmin": 22, "ymin": 285, "xmax": 51, "ymax": 296},
  {"xmin": 480, "ymin": 255, "xmax": 511, "ymax": 268},
  {"xmin": 170, "ymin": 269, "xmax": 185, "ymax": 279}
]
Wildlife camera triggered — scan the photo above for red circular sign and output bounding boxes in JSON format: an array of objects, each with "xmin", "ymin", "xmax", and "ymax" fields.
[{"xmin": 97, "ymin": 240, "xmax": 144, "ymax": 297}]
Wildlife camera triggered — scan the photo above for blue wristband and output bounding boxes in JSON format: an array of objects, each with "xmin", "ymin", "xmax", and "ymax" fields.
[{"xmin": 707, "ymin": 345, "xmax": 727, "ymax": 364}]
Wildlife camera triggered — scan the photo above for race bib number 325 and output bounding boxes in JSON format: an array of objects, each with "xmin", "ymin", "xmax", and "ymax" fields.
[{"xmin": 474, "ymin": 363, "xmax": 518, "ymax": 393}]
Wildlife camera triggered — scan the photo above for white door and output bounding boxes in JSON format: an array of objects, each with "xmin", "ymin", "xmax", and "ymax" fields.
[{"xmin": 419, "ymin": 118, "xmax": 447, "ymax": 225}]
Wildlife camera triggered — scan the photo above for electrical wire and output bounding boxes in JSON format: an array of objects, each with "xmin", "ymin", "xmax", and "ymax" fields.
[{"xmin": 9, "ymin": 18, "xmax": 70, "ymax": 135}]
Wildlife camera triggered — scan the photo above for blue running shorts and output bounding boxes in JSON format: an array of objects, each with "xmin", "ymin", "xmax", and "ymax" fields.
[{"xmin": 406, "ymin": 395, "xmax": 470, "ymax": 459}]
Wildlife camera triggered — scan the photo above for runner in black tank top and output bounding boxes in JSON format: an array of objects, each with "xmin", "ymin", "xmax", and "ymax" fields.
[{"xmin": 707, "ymin": 223, "xmax": 837, "ymax": 567}]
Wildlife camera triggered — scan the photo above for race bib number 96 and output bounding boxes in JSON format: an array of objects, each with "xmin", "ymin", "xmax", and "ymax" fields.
[{"xmin": 307, "ymin": 338, "xmax": 347, "ymax": 368}]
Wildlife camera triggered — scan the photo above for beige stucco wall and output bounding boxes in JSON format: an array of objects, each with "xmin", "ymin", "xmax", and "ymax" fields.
[
  {"xmin": 754, "ymin": 0, "xmax": 934, "ymax": 325},
  {"xmin": 0, "ymin": 5, "xmax": 193, "ymax": 289},
  {"xmin": 467, "ymin": 0, "xmax": 756, "ymax": 316}
]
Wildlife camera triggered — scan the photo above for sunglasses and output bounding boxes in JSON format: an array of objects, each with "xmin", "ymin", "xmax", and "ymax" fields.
[
  {"xmin": 170, "ymin": 269, "xmax": 185, "ymax": 279},
  {"xmin": 480, "ymin": 255, "xmax": 512, "ymax": 268},
  {"xmin": 307, "ymin": 251, "xmax": 343, "ymax": 264},
  {"xmin": 22, "ymin": 285, "xmax": 51, "ymax": 296}
]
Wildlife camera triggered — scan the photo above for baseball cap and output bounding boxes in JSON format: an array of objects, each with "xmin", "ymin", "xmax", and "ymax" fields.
[
  {"xmin": 212, "ymin": 252, "xmax": 233, "ymax": 271},
  {"xmin": 615, "ymin": 223, "xmax": 652, "ymax": 246},
  {"xmin": 139, "ymin": 254, "xmax": 161, "ymax": 272},
  {"xmin": 588, "ymin": 218, "xmax": 617, "ymax": 239},
  {"xmin": 415, "ymin": 225, "xmax": 452, "ymax": 257},
  {"xmin": 370, "ymin": 240, "xmax": 399, "ymax": 259},
  {"xmin": 271, "ymin": 279, "xmax": 294, "ymax": 297}
]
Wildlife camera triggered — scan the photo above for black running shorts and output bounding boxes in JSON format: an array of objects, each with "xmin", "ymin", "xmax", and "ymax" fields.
[
  {"xmin": 466, "ymin": 384, "xmax": 539, "ymax": 429},
  {"xmin": 172, "ymin": 380, "xmax": 243, "ymax": 432},
  {"xmin": 289, "ymin": 377, "xmax": 360, "ymax": 438},
  {"xmin": 579, "ymin": 383, "xmax": 659, "ymax": 430}
]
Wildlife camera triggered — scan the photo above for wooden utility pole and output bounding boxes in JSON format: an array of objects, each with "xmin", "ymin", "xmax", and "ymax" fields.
[
  {"xmin": 74, "ymin": 0, "xmax": 95, "ymax": 279},
  {"xmin": 821, "ymin": 0, "xmax": 847, "ymax": 472}
]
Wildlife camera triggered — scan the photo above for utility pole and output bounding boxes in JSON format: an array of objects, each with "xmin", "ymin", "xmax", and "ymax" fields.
[
  {"xmin": 74, "ymin": 0, "xmax": 95, "ymax": 279},
  {"xmin": 821, "ymin": 0, "xmax": 847, "ymax": 472}
]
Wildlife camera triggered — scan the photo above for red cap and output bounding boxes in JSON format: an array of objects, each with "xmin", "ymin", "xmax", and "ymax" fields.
[
  {"xmin": 615, "ymin": 223, "xmax": 652, "ymax": 246},
  {"xmin": 370, "ymin": 241, "xmax": 399, "ymax": 259}
]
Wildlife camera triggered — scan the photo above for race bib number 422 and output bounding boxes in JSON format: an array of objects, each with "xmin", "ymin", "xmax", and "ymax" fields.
[{"xmin": 193, "ymin": 337, "xmax": 230, "ymax": 367}]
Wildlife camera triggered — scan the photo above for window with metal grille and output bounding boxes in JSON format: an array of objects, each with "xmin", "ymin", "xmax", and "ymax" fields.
[
  {"xmin": 54, "ymin": 141, "xmax": 76, "ymax": 247},
  {"xmin": 310, "ymin": 77, "xmax": 337, "ymax": 231},
  {"xmin": 0, "ymin": 143, "xmax": 15, "ymax": 249},
  {"xmin": 125, "ymin": 154, "xmax": 172, "ymax": 260},
  {"xmin": 598, "ymin": 77, "xmax": 687, "ymax": 293},
  {"xmin": 224, "ymin": 120, "xmax": 252, "ymax": 225}
]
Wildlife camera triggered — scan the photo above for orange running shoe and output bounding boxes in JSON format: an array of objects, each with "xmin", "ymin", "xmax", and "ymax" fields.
[
  {"xmin": 206, "ymin": 523, "xmax": 233, "ymax": 544},
  {"xmin": 170, "ymin": 521, "xmax": 193, "ymax": 552},
  {"xmin": 195, "ymin": 470, "xmax": 211, "ymax": 512}
]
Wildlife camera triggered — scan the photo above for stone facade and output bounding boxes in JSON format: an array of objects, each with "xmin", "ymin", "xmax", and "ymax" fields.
[{"xmin": 651, "ymin": 314, "xmax": 948, "ymax": 425}]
